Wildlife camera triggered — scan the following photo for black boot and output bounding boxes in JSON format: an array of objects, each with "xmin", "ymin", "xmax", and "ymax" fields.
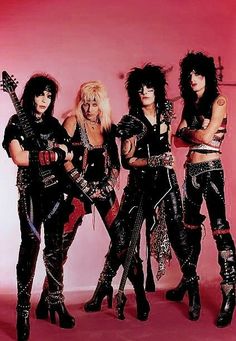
[
  {"xmin": 35, "ymin": 288, "xmax": 48, "ymax": 319},
  {"xmin": 84, "ymin": 251, "xmax": 119, "ymax": 312},
  {"xmin": 16, "ymin": 247, "xmax": 38, "ymax": 341},
  {"xmin": 136, "ymin": 294, "xmax": 150, "ymax": 321},
  {"xmin": 16, "ymin": 306, "xmax": 30, "ymax": 341},
  {"xmin": 186, "ymin": 276, "xmax": 201, "ymax": 321},
  {"xmin": 215, "ymin": 237, "xmax": 236, "ymax": 327},
  {"xmin": 216, "ymin": 284, "xmax": 235, "ymax": 328},
  {"xmin": 128, "ymin": 256, "xmax": 150, "ymax": 321},
  {"xmin": 166, "ymin": 227, "xmax": 202, "ymax": 302},
  {"xmin": 145, "ymin": 270, "xmax": 155, "ymax": 293},
  {"xmin": 49, "ymin": 302, "xmax": 75, "ymax": 328},
  {"xmin": 166, "ymin": 277, "xmax": 187, "ymax": 301},
  {"xmin": 84, "ymin": 281, "xmax": 113, "ymax": 312}
]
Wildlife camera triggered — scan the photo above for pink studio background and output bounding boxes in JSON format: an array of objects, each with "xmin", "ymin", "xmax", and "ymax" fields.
[{"xmin": 0, "ymin": 0, "xmax": 236, "ymax": 294}]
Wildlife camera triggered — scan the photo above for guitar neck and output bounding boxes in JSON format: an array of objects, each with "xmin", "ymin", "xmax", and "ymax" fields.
[
  {"xmin": 118, "ymin": 196, "xmax": 144, "ymax": 293},
  {"xmin": 9, "ymin": 91, "xmax": 35, "ymax": 140}
]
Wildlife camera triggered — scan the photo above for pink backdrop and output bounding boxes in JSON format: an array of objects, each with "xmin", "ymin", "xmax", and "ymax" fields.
[{"xmin": 0, "ymin": 0, "xmax": 236, "ymax": 293}]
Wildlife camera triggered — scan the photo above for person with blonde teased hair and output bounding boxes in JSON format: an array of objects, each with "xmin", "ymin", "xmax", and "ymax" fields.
[
  {"xmin": 35, "ymin": 80, "xmax": 121, "ymax": 320},
  {"xmin": 74, "ymin": 81, "xmax": 113, "ymax": 132}
]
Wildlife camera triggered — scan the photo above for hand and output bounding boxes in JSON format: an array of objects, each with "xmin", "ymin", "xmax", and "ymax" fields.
[
  {"xmin": 54, "ymin": 144, "xmax": 73, "ymax": 161},
  {"xmin": 53, "ymin": 147, "xmax": 66, "ymax": 163},
  {"xmin": 91, "ymin": 182, "xmax": 113, "ymax": 200}
]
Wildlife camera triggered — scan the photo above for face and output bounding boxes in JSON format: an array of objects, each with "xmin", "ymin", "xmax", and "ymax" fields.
[
  {"xmin": 81, "ymin": 100, "xmax": 100, "ymax": 122},
  {"xmin": 189, "ymin": 71, "xmax": 206, "ymax": 96},
  {"xmin": 34, "ymin": 90, "xmax": 52, "ymax": 116},
  {"xmin": 138, "ymin": 85, "xmax": 155, "ymax": 107}
]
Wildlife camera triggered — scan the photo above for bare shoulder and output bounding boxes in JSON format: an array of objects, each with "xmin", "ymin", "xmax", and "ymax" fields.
[
  {"xmin": 214, "ymin": 95, "xmax": 227, "ymax": 107},
  {"xmin": 63, "ymin": 114, "xmax": 77, "ymax": 136}
]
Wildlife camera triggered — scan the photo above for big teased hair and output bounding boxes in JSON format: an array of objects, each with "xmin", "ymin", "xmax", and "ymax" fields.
[
  {"xmin": 125, "ymin": 63, "xmax": 167, "ymax": 115},
  {"xmin": 74, "ymin": 81, "xmax": 112, "ymax": 132},
  {"xmin": 21, "ymin": 73, "xmax": 59, "ymax": 117},
  {"xmin": 180, "ymin": 51, "xmax": 219, "ymax": 119}
]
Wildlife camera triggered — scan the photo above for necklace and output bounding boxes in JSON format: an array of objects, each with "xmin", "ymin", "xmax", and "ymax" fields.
[{"xmin": 85, "ymin": 119, "xmax": 100, "ymax": 130}]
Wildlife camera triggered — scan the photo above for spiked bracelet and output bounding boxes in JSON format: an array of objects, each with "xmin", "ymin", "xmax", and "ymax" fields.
[{"xmin": 67, "ymin": 168, "xmax": 95, "ymax": 198}]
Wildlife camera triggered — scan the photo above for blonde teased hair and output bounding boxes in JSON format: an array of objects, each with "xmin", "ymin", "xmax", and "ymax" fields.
[{"xmin": 74, "ymin": 81, "xmax": 112, "ymax": 132}]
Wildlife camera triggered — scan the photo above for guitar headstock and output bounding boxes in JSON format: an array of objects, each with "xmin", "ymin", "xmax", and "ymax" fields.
[{"xmin": 1, "ymin": 71, "xmax": 18, "ymax": 94}]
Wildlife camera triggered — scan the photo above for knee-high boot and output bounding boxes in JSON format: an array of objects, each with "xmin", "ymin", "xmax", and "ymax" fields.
[
  {"xmin": 43, "ymin": 228, "xmax": 75, "ymax": 329},
  {"xmin": 167, "ymin": 226, "xmax": 201, "ymax": 321},
  {"xmin": 84, "ymin": 216, "xmax": 127, "ymax": 312},
  {"xmin": 36, "ymin": 194, "xmax": 83, "ymax": 320},
  {"xmin": 127, "ymin": 256, "xmax": 150, "ymax": 321},
  {"xmin": 216, "ymin": 243, "xmax": 236, "ymax": 327},
  {"xmin": 166, "ymin": 226, "xmax": 202, "ymax": 302},
  {"xmin": 35, "ymin": 228, "xmax": 79, "ymax": 319},
  {"xmin": 16, "ymin": 239, "xmax": 40, "ymax": 341},
  {"xmin": 84, "ymin": 250, "xmax": 119, "ymax": 312},
  {"xmin": 216, "ymin": 283, "xmax": 235, "ymax": 328}
]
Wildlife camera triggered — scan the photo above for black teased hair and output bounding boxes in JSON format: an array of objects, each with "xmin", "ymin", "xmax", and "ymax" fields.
[
  {"xmin": 21, "ymin": 73, "xmax": 59, "ymax": 117},
  {"xmin": 125, "ymin": 64, "xmax": 167, "ymax": 115},
  {"xmin": 180, "ymin": 51, "xmax": 219, "ymax": 119}
]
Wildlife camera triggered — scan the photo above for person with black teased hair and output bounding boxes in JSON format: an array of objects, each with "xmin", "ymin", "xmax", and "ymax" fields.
[
  {"xmin": 166, "ymin": 51, "xmax": 236, "ymax": 328},
  {"xmin": 84, "ymin": 64, "xmax": 200, "ymax": 322},
  {"xmin": 2, "ymin": 73, "xmax": 75, "ymax": 341}
]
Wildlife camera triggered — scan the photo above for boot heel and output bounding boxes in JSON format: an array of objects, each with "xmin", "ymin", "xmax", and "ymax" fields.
[
  {"xmin": 107, "ymin": 288, "xmax": 113, "ymax": 308},
  {"xmin": 84, "ymin": 282, "xmax": 113, "ymax": 312},
  {"xmin": 49, "ymin": 309, "xmax": 56, "ymax": 324},
  {"xmin": 166, "ymin": 277, "xmax": 187, "ymax": 301},
  {"xmin": 49, "ymin": 303, "xmax": 75, "ymax": 329}
]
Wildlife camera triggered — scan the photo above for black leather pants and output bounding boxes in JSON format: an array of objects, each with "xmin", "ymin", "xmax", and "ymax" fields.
[
  {"xmin": 184, "ymin": 161, "xmax": 236, "ymax": 285},
  {"xmin": 98, "ymin": 169, "xmax": 197, "ymax": 286},
  {"xmin": 17, "ymin": 186, "xmax": 66, "ymax": 312}
]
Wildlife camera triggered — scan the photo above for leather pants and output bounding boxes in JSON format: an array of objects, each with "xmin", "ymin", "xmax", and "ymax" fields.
[{"xmin": 17, "ymin": 186, "xmax": 66, "ymax": 313}]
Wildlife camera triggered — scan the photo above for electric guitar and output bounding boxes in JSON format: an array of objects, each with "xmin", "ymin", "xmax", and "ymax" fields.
[{"xmin": 1, "ymin": 70, "xmax": 59, "ymax": 189}]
